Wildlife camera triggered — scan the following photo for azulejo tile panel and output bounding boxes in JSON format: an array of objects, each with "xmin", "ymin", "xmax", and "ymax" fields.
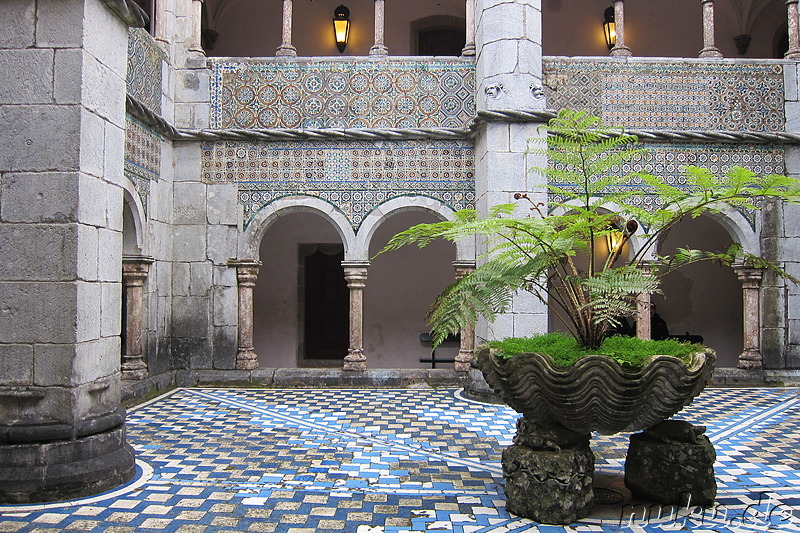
[
  {"xmin": 202, "ymin": 139, "xmax": 476, "ymax": 228},
  {"xmin": 543, "ymin": 59, "xmax": 785, "ymax": 132},
  {"xmin": 549, "ymin": 142, "xmax": 785, "ymax": 228},
  {"xmin": 125, "ymin": 115, "xmax": 162, "ymax": 215},
  {"xmin": 127, "ymin": 28, "xmax": 165, "ymax": 114},
  {"xmin": 209, "ymin": 59, "xmax": 476, "ymax": 129}
]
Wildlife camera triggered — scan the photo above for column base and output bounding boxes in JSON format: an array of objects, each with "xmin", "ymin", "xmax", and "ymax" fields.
[
  {"xmin": 610, "ymin": 45, "xmax": 632, "ymax": 57},
  {"xmin": 121, "ymin": 357, "xmax": 148, "ymax": 381},
  {"xmin": 369, "ymin": 45, "xmax": 389, "ymax": 56},
  {"xmin": 699, "ymin": 47, "xmax": 723, "ymax": 58},
  {"xmin": 454, "ymin": 350, "xmax": 473, "ymax": 372},
  {"xmin": 0, "ymin": 426, "xmax": 135, "ymax": 504},
  {"xmin": 785, "ymin": 48, "xmax": 800, "ymax": 60},
  {"xmin": 343, "ymin": 350, "xmax": 367, "ymax": 371},
  {"xmin": 460, "ymin": 44, "xmax": 476, "ymax": 57},
  {"xmin": 737, "ymin": 350, "xmax": 763, "ymax": 370},
  {"xmin": 236, "ymin": 349, "xmax": 259, "ymax": 370},
  {"xmin": 276, "ymin": 45, "xmax": 297, "ymax": 57}
]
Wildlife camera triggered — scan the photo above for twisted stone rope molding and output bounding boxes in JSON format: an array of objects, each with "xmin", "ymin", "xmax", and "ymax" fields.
[
  {"xmin": 102, "ymin": 0, "xmax": 148, "ymax": 28},
  {"xmin": 126, "ymin": 98, "xmax": 800, "ymax": 145}
]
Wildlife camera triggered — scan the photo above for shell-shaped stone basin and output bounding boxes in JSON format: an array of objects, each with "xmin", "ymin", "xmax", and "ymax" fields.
[{"xmin": 475, "ymin": 346, "xmax": 716, "ymax": 435}]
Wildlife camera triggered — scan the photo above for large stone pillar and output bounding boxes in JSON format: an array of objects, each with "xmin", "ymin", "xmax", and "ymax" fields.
[
  {"xmin": 370, "ymin": 0, "xmax": 389, "ymax": 56},
  {"xmin": 735, "ymin": 266, "xmax": 764, "ymax": 369},
  {"xmin": 276, "ymin": 0, "xmax": 297, "ymax": 57},
  {"xmin": 474, "ymin": 0, "xmax": 548, "ymax": 342},
  {"xmin": 0, "ymin": 0, "xmax": 144, "ymax": 503},
  {"xmin": 229, "ymin": 260, "xmax": 260, "ymax": 370},
  {"xmin": 699, "ymin": 0, "xmax": 723, "ymax": 58},
  {"xmin": 343, "ymin": 261, "xmax": 369, "ymax": 371},
  {"xmin": 454, "ymin": 261, "xmax": 476, "ymax": 371},
  {"xmin": 122, "ymin": 256, "xmax": 153, "ymax": 380}
]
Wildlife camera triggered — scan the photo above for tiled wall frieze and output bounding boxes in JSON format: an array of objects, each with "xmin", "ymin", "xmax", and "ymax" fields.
[
  {"xmin": 202, "ymin": 139, "xmax": 475, "ymax": 228},
  {"xmin": 550, "ymin": 142, "xmax": 785, "ymax": 228},
  {"xmin": 544, "ymin": 59, "xmax": 785, "ymax": 132},
  {"xmin": 127, "ymin": 28, "xmax": 166, "ymax": 115},
  {"xmin": 209, "ymin": 59, "xmax": 476, "ymax": 130},
  {"xmin": 125, "ymin": 115, "xmax": 163, "ymax": 215}
]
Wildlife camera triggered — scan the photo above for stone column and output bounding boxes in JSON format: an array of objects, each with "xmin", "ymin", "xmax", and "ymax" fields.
[
  {"xmin": 699, "ymin": 0, "xmax": 722, "ymax": 58},
  {"xmin": 229, "ymin": 260, "xmax": 261, "ymax": 370},
  {"xmin": 154, "ymin": 0, "xmax": 168, "ymax": 44},
  {"xmin": 735, "ymin": 267, "xmax": 764, "ymax": 369},
  {"xmin": 190, "ymin": 0, "xmax": 204, "ymax": 52},
  {"xmin": 461, "ymin": 0, "xmax": 476, "ymax": 57},
  {"xmin": 453, "ymin": 261, "xmax": 476, "ymax": 371},
  {"xmin": 343, "ymin": 262, "xmax": 369, "ymax": 371},
  {"xmin": 635, "ymin": 293, "xmax": 652, "ymax": 340},
  {"xmin": 370, "ymin": 0, "xmax": 389, "ymax": 56},
  {"xmin": 121, "ymin": 257, "xmax": 154, "ymax": 380},
  {"xmin": 609, "ymin": 0, "xmax": 632, "ymax": 57},
  {"xmin": 276, "ymin": 0, "xmax": 297, "ymax": 57},
  {"xmin": 787, "ymin": 1, "xmax": 800, "ymax": 59}
]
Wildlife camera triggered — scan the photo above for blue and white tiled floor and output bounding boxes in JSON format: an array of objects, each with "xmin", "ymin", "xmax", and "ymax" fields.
[{"xmin": 1, "ymin": 387, "xmax": 799, "ymax": 532}]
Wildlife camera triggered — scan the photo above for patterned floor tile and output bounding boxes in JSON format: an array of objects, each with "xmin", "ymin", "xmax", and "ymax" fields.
[{"xmin": 0, "ymin": 388, "xmax": 798, "ymax": 532}]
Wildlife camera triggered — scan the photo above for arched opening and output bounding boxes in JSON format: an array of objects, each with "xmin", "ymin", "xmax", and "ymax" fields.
[
  {"xmin": 656, "ymin": 214, "xmax": 743, "ymax": 367},
  {"xmin": 254, "ymin": 211, "xmax": 347, "ymax": 368},
  {"xmin": 366, "ymin": 210, "xmax": 458, "ymax": 368},
  {"xmin": 411, "ymin": 15, "xmax": 466, "ymax": 56}
]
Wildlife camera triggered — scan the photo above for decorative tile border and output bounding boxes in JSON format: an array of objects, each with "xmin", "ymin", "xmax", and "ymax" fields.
[
  {"xmin": 550, "ymin": 142, "xmax": 785, "ymax": 228},
  {"xmin": 209, "ymin": 59, "xmax": 476, "ymax": 130},
  {"xmin": 201, "ymin": 139, "xmax": 475, "ymax": 228},
  {"xmin": 127, "ymin": 28, "xmax": 165, "ymax": 115},
  {"xmin": 125, "ymin": 115, "xmax": 162, "ymax": 215},
  {"xmin": 544, "ymin": 59, "xmax": 785, "ymax": 132}
]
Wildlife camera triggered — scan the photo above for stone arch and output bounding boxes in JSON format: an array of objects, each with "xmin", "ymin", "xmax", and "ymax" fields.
[
  {"xmin": 239, "ymin": 196, "xmax": 357, "ymax": 261},
  {"xmin": 122, "ymin": 180, "xmax": 146, "ymax": 256},
  {"xmin": 654, "ymin": 206, "xmax": 759, "ymax": 256},
  {"xmin": 356, "ymin": 196, "xmax": 475, "ymax": 261}
]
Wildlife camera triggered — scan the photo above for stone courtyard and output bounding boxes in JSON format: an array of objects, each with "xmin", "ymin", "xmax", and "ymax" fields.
[{"xmin": 1, "ymin": 386, "xmax": 798, "ymax": 532}]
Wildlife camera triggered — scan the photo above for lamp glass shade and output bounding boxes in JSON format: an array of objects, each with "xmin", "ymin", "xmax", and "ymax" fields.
[
  {"xmin": 603, "ymin": 6, "xmax": 616, "ymax": 49},
  {"xmin": 333, "ymin": 5, "xmax": 350, "ymax": 53},
  {"xmin": 605, "ymin": 231, "xmax": 623, "ymax": 256}
]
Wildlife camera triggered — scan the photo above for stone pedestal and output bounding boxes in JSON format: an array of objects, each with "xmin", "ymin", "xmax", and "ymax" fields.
[
  {"xmin": 502, "ymin": 418, "xmax": 594, "ymax": 524},
  {"xmin": 625, "ymin": 420, "xmax": 717, "ymax": 507}
]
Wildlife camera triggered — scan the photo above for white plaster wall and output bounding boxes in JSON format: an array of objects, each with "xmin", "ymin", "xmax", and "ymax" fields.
[
  {"xmin": 253, "ymin": 211, "xmax": 343, "ymax": 368},
  {"xmin": 656, "ymin": 215, "xmax": 743, "ymax": 367},
  {"xmin": 365, "ymin": 211, "xmax": 458, "ymax": 369}
]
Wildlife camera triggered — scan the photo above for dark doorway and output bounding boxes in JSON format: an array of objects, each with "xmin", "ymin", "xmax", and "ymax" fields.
[{"xmin": 300, "ymin": 244, "xmax": 349, "ymax": 361}]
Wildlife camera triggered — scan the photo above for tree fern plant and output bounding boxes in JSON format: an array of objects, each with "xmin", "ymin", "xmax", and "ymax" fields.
[{"xmin": 381, "ymin": 109, "xmax": 800, "ymax": 351}]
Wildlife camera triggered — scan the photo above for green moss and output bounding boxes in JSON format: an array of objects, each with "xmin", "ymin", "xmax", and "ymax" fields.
[{"xmin": 488, "ymin": 332, "xmax": 702, "ymax": 369}]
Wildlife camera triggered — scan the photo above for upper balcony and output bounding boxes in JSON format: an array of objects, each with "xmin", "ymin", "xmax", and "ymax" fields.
[{"xmin": 128, "ymin": 0, "xmax": 796, "ymax": 132}]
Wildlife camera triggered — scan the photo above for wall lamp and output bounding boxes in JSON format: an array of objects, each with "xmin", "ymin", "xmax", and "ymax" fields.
[
  {"xmin": 603, "ymin": 6, "xmax": 616, "ymax": 50},
  {"xmin": 333, "ymin": 4, "xmax": 350, "ymax": 53}
]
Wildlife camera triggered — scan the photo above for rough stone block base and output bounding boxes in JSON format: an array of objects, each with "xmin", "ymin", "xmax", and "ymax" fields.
[
  {"xmin": 0, "ymin": 426, "xmax": 135, "ymax": 504},
  {"xmin": 502, "ymin": 418, "xmax": 594, "ymax": 524},
  {"xmin": 625, "ymin": 420, "xmax": 717, "ymax": 507}
]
